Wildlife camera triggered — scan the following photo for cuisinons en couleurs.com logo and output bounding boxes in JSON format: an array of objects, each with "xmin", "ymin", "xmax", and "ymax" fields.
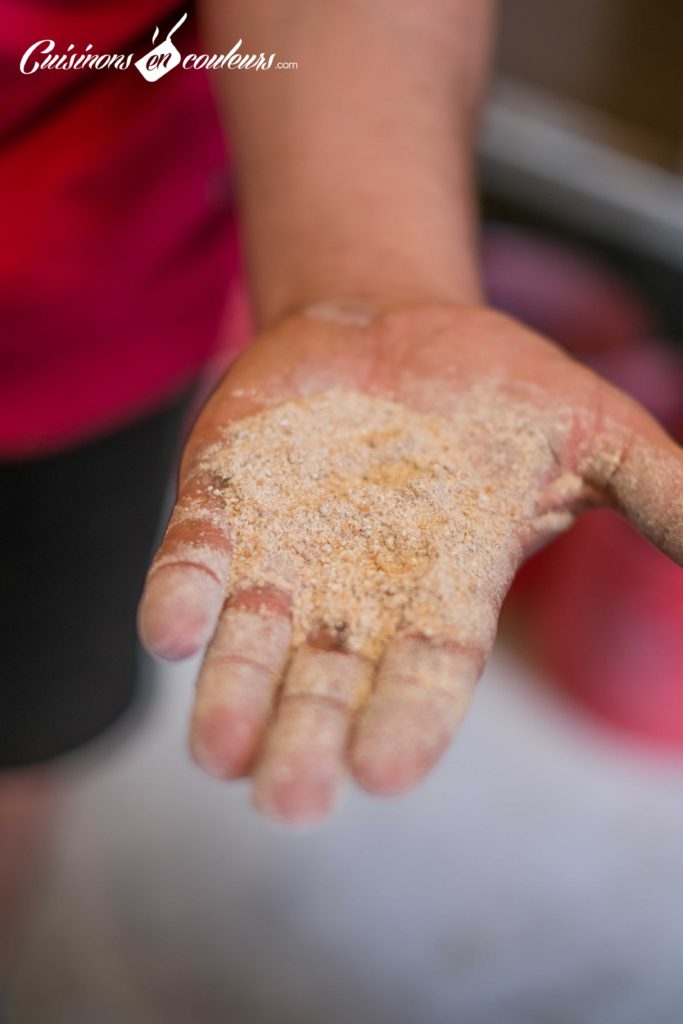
[
  {"xmin": 135, "ymin": 12, "xmax": 188, "ymax": 82},
  {"xmin": 19, "ymin": 11, "xmax": 299, "ymax": 79}
]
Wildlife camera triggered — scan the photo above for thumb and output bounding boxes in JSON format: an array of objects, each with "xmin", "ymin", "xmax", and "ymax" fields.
[{"xmin": 580, "ymin": 381, "xmax": 683, "ymax": 566}]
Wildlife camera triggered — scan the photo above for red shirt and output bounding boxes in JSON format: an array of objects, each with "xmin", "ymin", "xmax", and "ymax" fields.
[{"xmin": 0, "ymin": 1, "xmax": 240, "ymax": 457}]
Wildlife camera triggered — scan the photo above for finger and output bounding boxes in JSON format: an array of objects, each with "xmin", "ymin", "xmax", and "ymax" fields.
[
  {"xmin": 350, "ymin": 633, "xmax": 483, "ymax": 797},
  {"xmin": 189, "ymin": 588, "xmax": 291, "ymax": 779},
  {"xmin": 138, "ymin": 470, "xmax": 232, "ymax": 661},
  {"xmin": 581, "ymin": 386, "xmax": 683, "ymax": 565},
  {"xmin": 253, "ymin": 637, "xmax": 374, "ymax": 824}
]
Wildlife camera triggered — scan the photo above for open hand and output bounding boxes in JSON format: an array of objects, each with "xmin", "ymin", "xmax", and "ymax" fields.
[{"xmin": 138, "ymin": 304, "xmax": 683, "ymax": 823}]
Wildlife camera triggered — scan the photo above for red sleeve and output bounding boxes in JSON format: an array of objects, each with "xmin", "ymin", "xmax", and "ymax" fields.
[{"xmin": 0, "ymin": 2, "xmax": 242, "ymax": 457}]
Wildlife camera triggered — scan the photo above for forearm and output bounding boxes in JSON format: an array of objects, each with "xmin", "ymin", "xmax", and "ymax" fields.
[{"xmin": 201, "ymin": 0, "xmax": 495, "ymax": 327}]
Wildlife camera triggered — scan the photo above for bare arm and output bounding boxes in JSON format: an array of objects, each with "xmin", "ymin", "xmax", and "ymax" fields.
[
  {"xmin": 139, "ymin": 2, "xmax": 683, "ymax": 823},
  {"xmin": 201, "ymin": 0, "xmax": 495, "ymax": 324}
]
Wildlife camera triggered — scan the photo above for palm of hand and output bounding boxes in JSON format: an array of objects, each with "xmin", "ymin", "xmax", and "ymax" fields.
[{"xmin": 139, "ymin": 305, "xmax": 683, "ymax": 822}]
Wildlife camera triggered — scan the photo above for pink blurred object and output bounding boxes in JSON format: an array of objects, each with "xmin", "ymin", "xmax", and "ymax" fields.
[
  {"xmin": 483, "ymin": 225, "xmax": 654, "ymax": 355},
  {"xmin": 591, "ymin": 343, "xmax": 683, "ymax": 442},
  {"xmin": 486, "ymin": 227, "xmax": 683, "ymax": 748},
  {"xmin": 514, "ymin": 512, "xmax": 683, "ymax": 749}
]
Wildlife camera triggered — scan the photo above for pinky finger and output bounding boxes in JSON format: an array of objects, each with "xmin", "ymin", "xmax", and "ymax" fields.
[{"xmin": 138, "ymin": 471, "xmax": 232, "ymax": 661}]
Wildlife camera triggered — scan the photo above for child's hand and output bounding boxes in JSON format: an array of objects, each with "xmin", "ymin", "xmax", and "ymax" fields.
[{"xmin": 138, "ymin": 304, "xmax": 683, "ymax": 823}]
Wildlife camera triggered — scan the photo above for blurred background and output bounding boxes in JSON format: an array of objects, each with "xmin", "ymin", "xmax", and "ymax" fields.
[
  {"xmin": 484, "ymin": 0, "xmax": 683, "ymax": 749},
  {"xmin": 7, "ymin": 1, "xmax": 683, "ymax": 1021}
]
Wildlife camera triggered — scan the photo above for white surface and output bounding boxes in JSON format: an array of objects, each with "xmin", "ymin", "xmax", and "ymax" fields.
[{"xmin": 8, "ymin": 653, "xmax": 683, "ymax": 1024}]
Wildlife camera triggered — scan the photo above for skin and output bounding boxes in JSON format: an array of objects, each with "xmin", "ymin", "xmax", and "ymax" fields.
[
  {"xmin": 199, "ymin": 0, "xmax": 493, "ymax": 323},
  {"xmin": 137, "ymin": 0, "xmax": 683, "ymax": 822},
  {"xmin": 138, "ymin": 304, "xmax": 683, "ymax": 823}
]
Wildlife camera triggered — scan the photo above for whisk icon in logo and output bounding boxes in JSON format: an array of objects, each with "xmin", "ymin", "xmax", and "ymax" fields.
[{"xmin": 135, "ymin": 12, "xmax": 188, "ymax": 81}]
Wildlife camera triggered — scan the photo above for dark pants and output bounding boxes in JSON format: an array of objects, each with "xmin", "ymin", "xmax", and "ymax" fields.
[{"xmin": 0, "ymin": 393, "xmax": 192, "ymax": 769}]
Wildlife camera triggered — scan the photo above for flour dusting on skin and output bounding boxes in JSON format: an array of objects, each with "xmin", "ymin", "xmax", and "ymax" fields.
[{"xmin": 197, "ymin": 390, "xmax": 567, "ymax": 659}]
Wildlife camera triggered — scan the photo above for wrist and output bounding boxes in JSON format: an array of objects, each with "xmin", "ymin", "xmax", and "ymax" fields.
[
  {"xmin": 237, "ymin": 140, "xmax": 482, "ymax": 329},
  {"xmin": 262, "ymin": 245, "xmax": 481, "ymax": 329},
  {"xmin": 248, "ymin": 230, "xmax": 482, "ymax": 331}
]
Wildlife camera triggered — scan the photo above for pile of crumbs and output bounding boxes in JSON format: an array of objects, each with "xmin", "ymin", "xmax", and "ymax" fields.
[{"xmin": 203, "ymin": 390, "xmax": 557, "ymax": 659}]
